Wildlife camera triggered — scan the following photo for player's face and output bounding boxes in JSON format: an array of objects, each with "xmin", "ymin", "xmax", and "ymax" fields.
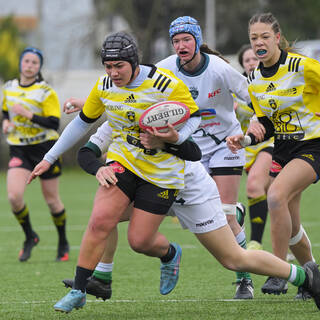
[
  {"xmin": 172, "ymin": 33, "xmax": 196, "ymax": 63},
  {"xmin": 20, "ymin": 53, "xmax": 41, "ymax": 80},
  {"xmin": 242, "ymin": 48, "xmax": 259, "ymax": 75},
  {"xmin": 249, "ymin": 22, "xmax": 281, "ymax": 67},
  {"xmin": 104, "ymin": 61, "xmax": 132, "ymax": 87}
]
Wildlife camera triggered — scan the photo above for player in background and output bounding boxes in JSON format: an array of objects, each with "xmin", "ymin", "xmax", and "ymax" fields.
[
  {"xmin": 28, "ymin": 31, "xmax": 201, "ymax": 313},
  {"xmin": 156, "ymin": 16, "xmax": 253, "ymax": 299},
  {"xmin": 227, "ymin": 12, "xmax": 318, "ymax": 299},
  {"xmin": 1, "ymin": 47, "xmax": 69, "ymax": 262},
  {"xmin": 234, "ymin": 44, "xmax": 273, "ymax": 251}
]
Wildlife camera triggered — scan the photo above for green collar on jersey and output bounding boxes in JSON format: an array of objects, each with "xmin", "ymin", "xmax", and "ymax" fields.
[{"xmin": 176, "ymin": 52, "xmax": 209, "ymax": 77}]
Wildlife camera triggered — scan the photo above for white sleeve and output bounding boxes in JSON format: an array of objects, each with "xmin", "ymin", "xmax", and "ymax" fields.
[
  {"xmin": 89, "ymin": 121, "xmax": 113, "ymax": 154},
  {"xmin": 176, "ymin": 116, "xmax": 201, "ymax": 144},
  {"xmin": 223, "ymin": 63, "xmax": 251, "ymax": 104},
  {"xmin": 44, "ymin": 115, "xmax": 92, "ymax": 164}
]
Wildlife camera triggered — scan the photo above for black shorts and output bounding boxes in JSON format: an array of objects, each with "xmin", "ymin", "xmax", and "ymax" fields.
[
  {"xmin": 108, "ymin": 161, "xmax": 178, "ymax": 215},
  {"xmin": 8, "ymin": 140, "xmax": 62, "ymax": 180},
  {"xmin": 271, "ymin": 138, "xmax": 320, "ymax": 181},
  {"xmin": 211, "ymin": 166, "xmax": 243, "ymax": 176}
]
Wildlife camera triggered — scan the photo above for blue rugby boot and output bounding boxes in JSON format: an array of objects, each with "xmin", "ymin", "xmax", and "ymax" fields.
[
  {"xmin": 160, "ymin": 243, "xmax": 182, "ymax": 295},
  {"xmin": 54, "ymin": 289, "xmax": 86, "ymax": 313}
]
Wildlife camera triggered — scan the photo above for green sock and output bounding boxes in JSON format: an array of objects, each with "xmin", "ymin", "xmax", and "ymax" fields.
[
  {"xmin": 287, "ymin": 264, "xmax": 306, "ymax": 287},
  {"xmin": 235, "ymin": 230, "xmax": 251, "ymax": 281},
  {"xmin": 93, "ymin": 270, "xmax": 112, "ymax": 283}
]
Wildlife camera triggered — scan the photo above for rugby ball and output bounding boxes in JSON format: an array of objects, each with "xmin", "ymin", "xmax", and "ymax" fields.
[{"xmin": 139, "ymin": 101, "xmax": 190, "ymax": 133}]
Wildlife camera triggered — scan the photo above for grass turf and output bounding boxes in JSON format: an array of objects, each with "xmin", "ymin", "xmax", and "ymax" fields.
[{"xmin": 1, "ymin": 168, "xmax": 320, "ymax": 319}]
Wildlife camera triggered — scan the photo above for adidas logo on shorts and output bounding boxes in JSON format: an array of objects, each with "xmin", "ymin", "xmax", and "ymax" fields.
[{"xmin": 157, "ymin": 190, "xmax": 169, "ymax": 199}]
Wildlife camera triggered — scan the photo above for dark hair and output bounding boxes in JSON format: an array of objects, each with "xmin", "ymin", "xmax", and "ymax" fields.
[
  {"xmin": 101, "ymin": 31, "xmax": 139, "ymax": 77},
  {"xmin": 248, "ymin": 12, "xmax": 293, "ymax": 52},
  {"xmin": 19, "ymin": 47, "xmax": 45, "ymax": 82},
  {"xmin": 237, "ymin": 44, "xmax": 252, "ymax": 67},
  {"xmin": 200, "ymin": 44, "xmax": 229, "ymax": 63}
]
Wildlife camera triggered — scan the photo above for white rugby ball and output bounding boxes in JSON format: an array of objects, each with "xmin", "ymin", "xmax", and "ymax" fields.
[{"xmin": 139, "ymin": 101, "xmax": 190, "ymax": 133}]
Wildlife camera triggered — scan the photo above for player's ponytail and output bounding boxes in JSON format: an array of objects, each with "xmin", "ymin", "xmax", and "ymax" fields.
[{"xmin": 200, "ymin": 44, "xmax": 229, "ymax": 63}]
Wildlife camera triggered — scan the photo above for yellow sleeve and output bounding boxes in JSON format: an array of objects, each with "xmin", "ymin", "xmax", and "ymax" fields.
[
  {"xmin": 1, "ymin": 88, "xmax": 8, "ymax": 112},
  {"xmin": 167, "ymin": 79, "xmax": 199, "ymax": 115},
  {"xmin": 82, "ymin": 78, "xmax": 106, "ymax": 119},
  {"xmin": 248, "ymin": 85, "xmax": 264, "ymax": 117},
  {"xmin": 304, "ymin": 58, "xmax": 320, "ymax": 94},
  {"xmin": 42, "ymin": 89, "xmax": 61, "ymax": 118}
]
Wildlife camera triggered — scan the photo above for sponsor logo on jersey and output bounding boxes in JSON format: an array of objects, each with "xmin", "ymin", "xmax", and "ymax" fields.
[
  {"xmin": 124, "ymin": 94, "xmax": 137, "ymax": 103},
  {"xmin": 266, "ymin": 82, "xmax": 276, "ymax": 92},
  {"xmin": 189, "ymin": 86, "xmax": 199, "ymax": 100},
  {"xmin": 157, "ymin": 189, "xmax": 169, "ymax": 199},
  {"xmin": 106, "ymin": 105, "xmax": 124, "ymax": 111},
  {"xmin": 301, "ymin": 154, "xmax": 315, "ymax": 161},
  {"xmin": 208, "ymin": 88, "xmax": 221, "ymax": 98},
  {"xmin": 196, "ymin": 218, "xmax": 214, "ymax": 227}
]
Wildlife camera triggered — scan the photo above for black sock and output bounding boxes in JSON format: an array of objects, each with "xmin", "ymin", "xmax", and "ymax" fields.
[
  {"xmin": 160, "ymin": 244, "xmax": 176, "ymax": 263},
  {"xmin": 51, "ymin": 209, "xmax": 67, "ymax": 244},
  {"xmin": 13, "ymin": 205, "xmax": 34, "ymax": 239},
  {"xmin": 248, "ymin": 196, "xmax": 268, "ymax": 243},
  {"xmin": 74, "ymin": 266, "xmax": 94, "ymax": 293}
]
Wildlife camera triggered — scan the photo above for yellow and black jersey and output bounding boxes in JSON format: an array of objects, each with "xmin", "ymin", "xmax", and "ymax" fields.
[
  {"xmin": 248, "ymin": 50, "xmax": 320, "ymax": 141},
  {"xmin": 82, "ymin": 65, "xmax": 199, "ymax": 189},
  {"xmin": 2, "ymin": 79, "xmax": 60, "ymax": 145}
]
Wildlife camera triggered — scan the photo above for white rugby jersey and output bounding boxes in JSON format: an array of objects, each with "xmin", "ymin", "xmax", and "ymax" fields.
[
  {"xmin": 157, "ymin": 54, "xmax": 250, "ymax": 154},
  {"xmin": 82, "ymin": 65, "xmax": 199, "ymax": 189},
  {"xmin": 89, "ymin": 121, "xmax": 218, "ymax": 205},
  {"xmin": 248, "ymin": 51, "xmax": 320, "ymax": 141},
  {"xmin": 2, "ymin": 79, "xmax": 60, "ymax": 145}
]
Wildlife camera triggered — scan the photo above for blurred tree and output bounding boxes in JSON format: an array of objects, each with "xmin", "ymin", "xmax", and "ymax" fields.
[
  {"xmin": 0, "ymin": 16, "xmax": 25, "ymax": 82},
  {"xmin": 93, "ymin": 0, "xmax": 320, "ymax": 59},
  {"xmin": 93, "ymin": 0, "xmax": 205, "ymax": 62}
]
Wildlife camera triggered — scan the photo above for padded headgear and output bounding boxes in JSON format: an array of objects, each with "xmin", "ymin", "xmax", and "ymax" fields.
[
  {"xmin": 101, "ymin": 32, "xmax": 139, "ymax": 74},
  {"xmin": 169, "ymin": 16, "xmax": 203, "ymax": 54},
  {"xmin": 19, "ymin": 47, "xmax": 43, "ymax": 71}
]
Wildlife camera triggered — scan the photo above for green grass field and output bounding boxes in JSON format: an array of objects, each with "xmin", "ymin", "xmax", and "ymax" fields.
[{"xmin": 1, "ymin": 168, "xmax": 320, "ymax": 320}]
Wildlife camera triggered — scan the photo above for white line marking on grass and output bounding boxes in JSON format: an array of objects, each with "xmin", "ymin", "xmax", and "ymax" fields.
[{"xmin": 0, "ymin": 298, "xmax": 297, "ymax": 305}]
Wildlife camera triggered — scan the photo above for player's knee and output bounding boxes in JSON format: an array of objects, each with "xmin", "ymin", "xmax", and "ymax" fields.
[
  {"xmin": 127, "ymin": 234, "xmax": 150, "ymax": 253},
  {"xmin": 7, "ymin": 191, "xmax": 23, "ymax": 208},
  {"xmin": 246, "ymin": 177, "xmax": 263, "ymax": 197},
  {"xmin": 267, "ymin": 187, "xmax": 284, "ymax": 210},
  {"xmin": 87, "ymin": 214, "xmax": 116, "ymax": 239}
]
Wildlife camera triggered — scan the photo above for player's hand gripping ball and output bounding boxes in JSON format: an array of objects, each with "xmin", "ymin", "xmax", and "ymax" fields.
[{"xmin": 139, "ymin": 101, "xmax": 190, "ymax": 133}]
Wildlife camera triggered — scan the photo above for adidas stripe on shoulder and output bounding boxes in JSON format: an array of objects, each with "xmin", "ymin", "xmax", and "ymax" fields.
[
  {"xmin": 102, "ymin": 76, "xmax": 113, "ymax": 90},
  {"xmin": 247, "ymin": 70, "xmax": 255, "ymax": 84}
]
